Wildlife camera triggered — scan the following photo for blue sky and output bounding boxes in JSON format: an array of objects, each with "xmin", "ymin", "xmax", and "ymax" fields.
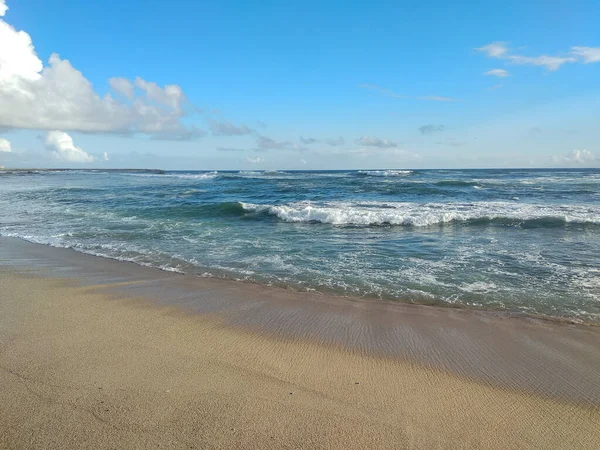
[{"xmin": 0, "ymin": 0, "xmax": 599, "ymax": 169}]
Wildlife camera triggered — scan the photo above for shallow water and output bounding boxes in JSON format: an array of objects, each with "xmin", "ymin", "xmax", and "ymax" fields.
[{"xmin": 1, "ymin": 168, "xmax": 599, "ymax": 322}]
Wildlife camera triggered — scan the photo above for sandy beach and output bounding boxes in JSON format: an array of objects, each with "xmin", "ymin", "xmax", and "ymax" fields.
[{"xmin": 1, "ymin": 239, "xmax": 600, "ymax": 449}]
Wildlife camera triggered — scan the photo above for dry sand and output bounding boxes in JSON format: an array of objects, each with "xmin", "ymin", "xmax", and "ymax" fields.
[{"xmin": 1, "ymin": 271, "xmax": 599, "ymax": 450}]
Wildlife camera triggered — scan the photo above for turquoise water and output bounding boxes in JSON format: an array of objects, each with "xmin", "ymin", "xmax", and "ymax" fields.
[{"xmin": 1, "ymin": 168, "xmax": 599, "ymax": 322}]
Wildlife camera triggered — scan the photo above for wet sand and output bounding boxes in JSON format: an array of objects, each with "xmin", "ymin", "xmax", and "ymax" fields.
[{"xmin": 1, "ymin": 238, "xmax": 600, "ymax": 448}]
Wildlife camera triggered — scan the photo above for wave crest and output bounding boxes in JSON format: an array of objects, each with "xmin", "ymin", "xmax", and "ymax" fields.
[
  {"xmin": 357, "ymin": 170, "xmax": 413, "ymax": 177},
  {"xmin": 240, "ymin": 201, "xmax": 600, "ymax": 227}
]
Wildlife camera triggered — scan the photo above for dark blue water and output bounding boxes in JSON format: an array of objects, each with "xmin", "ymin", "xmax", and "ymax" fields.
[{"xmin": 1, "ymin": 168, "xmax": 599, "ymax": 322}]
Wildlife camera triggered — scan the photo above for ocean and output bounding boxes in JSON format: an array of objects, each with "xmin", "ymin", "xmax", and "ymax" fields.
[{"xmin": 1, "ymin": 168, "xmax": 599, "ymax": 323}]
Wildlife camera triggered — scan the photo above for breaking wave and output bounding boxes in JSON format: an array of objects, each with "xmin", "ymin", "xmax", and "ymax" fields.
[
  {"xmin": 357, "ymin": 170, "xmax": 413, "ymax": 177},
  {"xmin": 240, "ymin": 201, "xmax": 600, "ymax": 227}
]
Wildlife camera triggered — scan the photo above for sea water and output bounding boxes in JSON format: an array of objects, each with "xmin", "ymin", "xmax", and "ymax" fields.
[{"xmin": 1, "ymin": 168, "xmax": 599, "ymax": 322}]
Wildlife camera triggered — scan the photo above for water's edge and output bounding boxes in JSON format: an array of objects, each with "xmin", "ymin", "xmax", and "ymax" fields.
[{"xmin": 3, "ymin": 235, "xmax": 597, "ymax": 326}]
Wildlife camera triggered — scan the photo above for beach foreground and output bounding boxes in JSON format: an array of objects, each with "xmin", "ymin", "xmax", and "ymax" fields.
[{"xmin": 1, "ymin": 241, "xmax": 600, "ymax": 449}]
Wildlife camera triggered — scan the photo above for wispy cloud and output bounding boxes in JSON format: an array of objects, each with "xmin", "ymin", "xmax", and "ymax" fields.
[
  {"xmin": 325, "ymin": 137, "xmax": 345, "ymax": 146},
  {"xmin": 299, "ymin": 136, "xmax": 346, "ymax": 146},
  {"xmin": 257, "ymin": 135, "xmax": 291, "ymax": 150},
  {"xmin": 208, "ymin": 119, "xmax": 253, "ymax": 136},
  {"xmin": 256, "ymin": 135, "xmax": 306, "ymax": 151},
  {"xmin": 436, "ymin": 138, "xmax": 467, "ymax": 148},
  {"xmin": 419, "ymin": 124, "xmax": 444, "ymax": 135},
  {"xmin": 571, "ymin": 46, "xmax": 600, "ymax": 63},
  {"xmin": 355, "ymin": 136, "xmax": 398, "ymax": 148},
  {"xmin": 476, "ymin": 42, "xmax": 600, "ymax": 71},
  {"xmin": 217, "ymin": 147, "xmax": 246, "ymax": 152},
  {"xmin": 476, "ymin": 42, "xmax": 509, "ymax": 58},
  {"xmin": 484, "ymin": 69, "xmax": 510, "ymax": 77},
  {"xmin": 359, "ymin": 84, "xmax": 456, "ymax": 102}
]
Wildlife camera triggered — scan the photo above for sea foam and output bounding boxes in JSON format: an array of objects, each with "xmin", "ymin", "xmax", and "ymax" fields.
[{"xmin": 241, "ymin": 201, "xmax": 600, "ymax": 227}]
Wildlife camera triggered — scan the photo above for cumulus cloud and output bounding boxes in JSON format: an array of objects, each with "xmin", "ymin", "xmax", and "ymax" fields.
[
  {"xmin": 564, "ymin": 149, "xmax": 596, "ymax": 164},
  {"xmin": 44, "ymin": 131, "xmax": 95, "ymax": 163},
  {"xmin": 325, "ymin": 137, "xmax": 345, "ymax": 146},
  {"xmin": 359, "ymin": 84, "xmax": 456, "ymax": 102},
  {"xmin": 0, "ymin": 136, "xmax": 11, "ymax": 152},
  {"xmin": 355, "ymin": 136, "xmax": 398, "ymax": 148},
  {"xmin": 484, "ymin": 69, "xmax": 509, "ymax": 77},
  {"xmin": 419, "ymin": 124, "xmax": 444, "ymax": 135},
  {"xmin": 0, "ymin": 3, "xmax": 200, "ymax": 139},
  {"xmin": 103, "ymin": 152, "xmax": 109, "ymax": 161},
  {"xmin": 208, "ymin": 118, "xmax": 253, "ymax": 136},
  {"xmin": 108, "ymin": 77, "xmax": 134, "ymax": 100},
  {"xmin": 0, "ymin": 0, "xmax": 7, "ymax": 17},
  {"xmin": 476, "ymin": 42, "xmax": 600, "ymax": 71}
]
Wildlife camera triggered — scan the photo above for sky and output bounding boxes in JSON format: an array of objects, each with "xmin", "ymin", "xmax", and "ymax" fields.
[{"xmin": 0, "ymin": 0, "xmax": 599, "ymax": 170}]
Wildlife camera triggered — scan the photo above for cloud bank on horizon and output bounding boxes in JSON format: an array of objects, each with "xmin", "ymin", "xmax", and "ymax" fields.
[{"xmin": 0, "ymin": 0, "xmax": 598, "ymax": 168}]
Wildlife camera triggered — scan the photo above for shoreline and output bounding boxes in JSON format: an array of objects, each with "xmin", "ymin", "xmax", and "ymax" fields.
[
  {"xmin": 2, "ymin": 274, "xmax": 600, "ymax": 448},
  {"xmin": 1, "ymin": 237, "xmax": 600, "ymax": 406},
  {"xmin": 2, "ymin": 235, "xmax": 597, "ymax": 327}
]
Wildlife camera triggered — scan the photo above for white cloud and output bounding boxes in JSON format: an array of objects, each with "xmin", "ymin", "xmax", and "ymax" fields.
[
  {"xmin": 0, "ymin": 137, "xmax": 11, "ymax": 152},
  {"xmin": 0, "ymin": 0, "xmax": 7, "ymax": 17},
  {"xmin": 108, "ymin": 77, "xmax": 134, "ymax": 99},
  {"xmin": 476, "ymin": 42, "xmax": 600, "ymax": 71},
  {"xmin": 103, "ymin": 151, "xmax": 109, "ymax": 161},
  {"xmin": 355, "ymin": 136, "xmax": 398, "ymax": 148},
  {"xmin": 564, "ymin": 149, "xmax": 595, "ymax": 164},
  {"xmin": 246, "ymin": 156, "xmax": 263, "ymax": 164},
  {"xmin": 484, "ymin": 69, "xmax": 509, "ymax": 77},
  {"xmin": 571, "ymin": 46, "xmax": 600, "ymax": 63},
  {"xmin": 255, "ymin": 134, "xmax": 307, "ymax": 151},
  {"xmin": 507, "ymin": 54, "xmax": 576, "ymax": 71},
  {"xmin": 475, "ymin": 42, "xmax": 509, "ymax": 58},
  {"xmin": 0, "ymin": 3, "xmax": 200, "ymax": 139},
  {"xmin": 208, "ymin": 118, "xmax": 253, "ymax": 136},
  {"xmin": 44, "ymin": 131, "xmax": 95, "ymax": 163}
]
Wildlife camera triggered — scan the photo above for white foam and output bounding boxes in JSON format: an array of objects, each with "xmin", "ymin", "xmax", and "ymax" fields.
[
  {"xmin": 126, "ymin": 171, "xmax": 218, "ymax": 180},
  {"xmin": 358, "ymin": 170, "xmax": 413, "ymax": 177},
  {"xmin": 240, "ymin": 201, "xmax": 600, "ymax": 227}
]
